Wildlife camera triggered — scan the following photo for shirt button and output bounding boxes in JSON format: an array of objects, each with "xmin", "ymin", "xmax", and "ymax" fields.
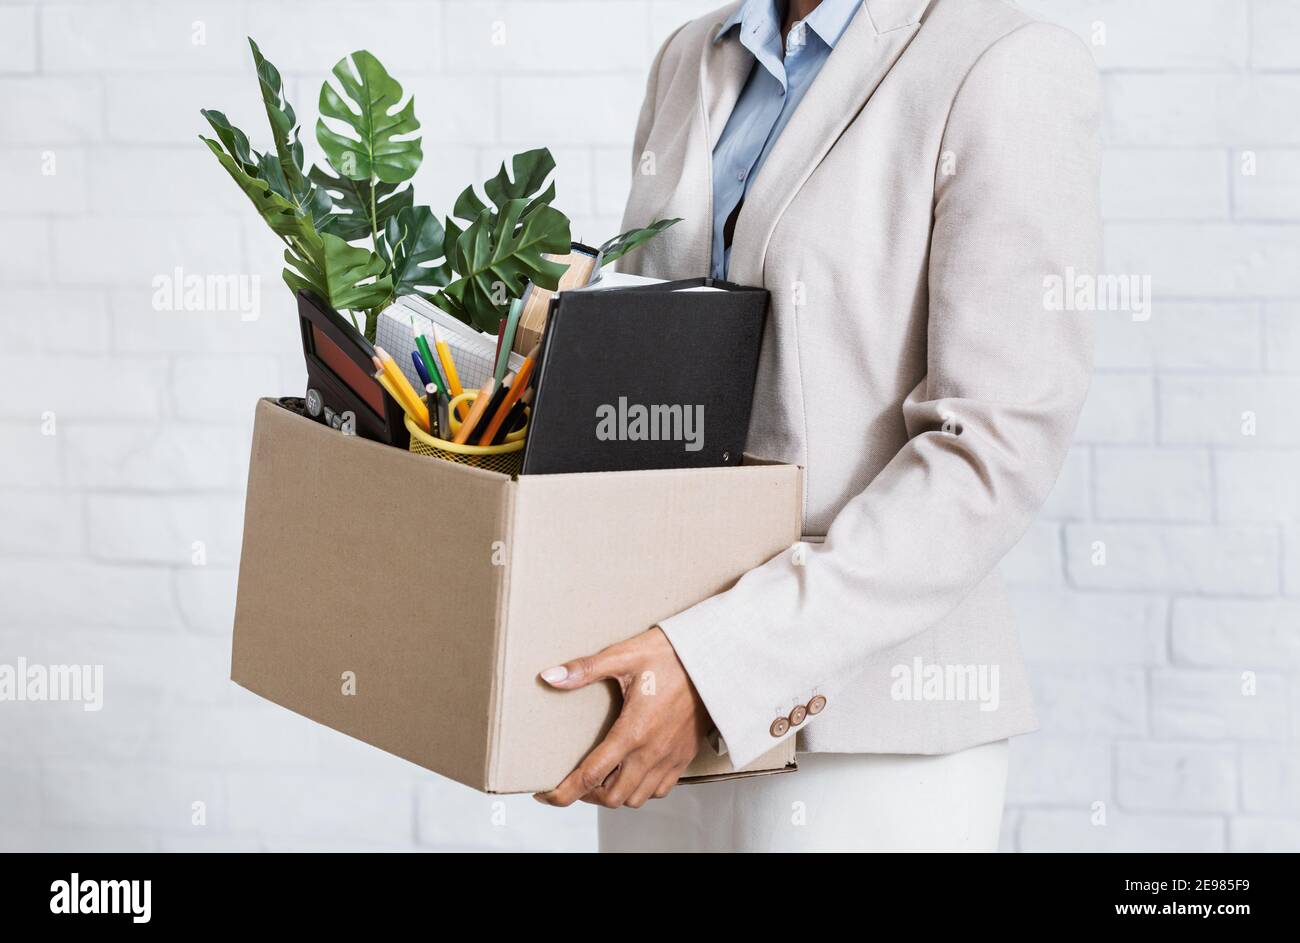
[{"xmin": 736, "ymin": 169, "xmax": 746, "ymax": 181}]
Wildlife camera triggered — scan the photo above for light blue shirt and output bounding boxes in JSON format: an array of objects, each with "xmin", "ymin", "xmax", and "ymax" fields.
[{"xmin": 710, "ymin": 0, "xmax": 863, "ymax": 280}]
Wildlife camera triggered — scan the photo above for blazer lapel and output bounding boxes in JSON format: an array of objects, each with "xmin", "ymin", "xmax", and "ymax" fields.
[
  {"xmin": 700, "ymin": 21, "xmax": 756, "ymax": 150},
  {"xmin": 727, "ymin": 0, "xmax": 932, "ymax": 286},
  {"xmin": 663, "ymin": 12, "xmax": 753, "ymax": 273}
]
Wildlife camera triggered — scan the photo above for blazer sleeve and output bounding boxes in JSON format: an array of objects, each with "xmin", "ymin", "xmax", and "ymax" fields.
[{"xmin": 657, "ymin": 23, "xmax": 1101, "ymax": 768}]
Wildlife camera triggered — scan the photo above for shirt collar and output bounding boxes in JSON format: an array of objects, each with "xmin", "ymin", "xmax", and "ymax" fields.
[
  {"xmin": 803, "ymin": 0, "xmax": 863, "ymax": 48},
  {"xmin": 714, "ymin": 0, "xmax": 863, "ymax": 49}
]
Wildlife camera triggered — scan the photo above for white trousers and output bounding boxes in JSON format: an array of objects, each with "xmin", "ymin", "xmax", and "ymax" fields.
[{"xmin": 598, "ymin": 739, "xmax": 1009, "ymax": 852}]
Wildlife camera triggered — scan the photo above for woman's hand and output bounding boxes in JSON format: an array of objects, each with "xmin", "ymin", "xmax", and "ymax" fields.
[{"xmin": 533, "ymin": 626, "xmax": 710, "ymax": 809}]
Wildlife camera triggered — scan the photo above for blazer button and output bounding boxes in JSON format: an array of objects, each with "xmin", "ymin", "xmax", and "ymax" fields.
[
  {"xmin": 788, "ymin": 704, "xmax": 808, "ymax": 726},
  {"xmin": 807, "ymin": 694, "xmax": 827, "ymax": 715},
  {"xmin": 769, "ymin": 716, "xmax": 791, "ymax": 738}
]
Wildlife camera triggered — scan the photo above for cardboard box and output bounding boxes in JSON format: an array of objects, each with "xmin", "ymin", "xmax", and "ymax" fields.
[{"xmin": 231, "ymin": 399, "xmax": 801, "ymax": 794}]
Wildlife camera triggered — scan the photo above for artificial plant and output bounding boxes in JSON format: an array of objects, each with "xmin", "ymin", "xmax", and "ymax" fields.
[{"xmin": 200, "ymin": 38, "xmax": 679, "ymax": 341}]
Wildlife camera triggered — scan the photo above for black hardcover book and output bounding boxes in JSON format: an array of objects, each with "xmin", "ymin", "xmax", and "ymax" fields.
[{"xmin": 520, "ymin": 277, "xmax": 768, "ymax": 475}]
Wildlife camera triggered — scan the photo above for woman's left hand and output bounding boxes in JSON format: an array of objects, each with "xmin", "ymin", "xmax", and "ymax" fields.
[{"xmin": 533, "ymin": 626, "xmax": 710, "ymax": 808}]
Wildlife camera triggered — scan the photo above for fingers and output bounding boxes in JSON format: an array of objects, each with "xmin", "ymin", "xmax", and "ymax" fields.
[
  {"xmin": 585, "ymin": 751, "xmax": 658, "ymax": 809},
  {"xmin": 587, "ymin": 752, "xmax": 691, "ymax": 809},
  {"xmin": 533, "ymin": 627, "xmax": 703, "ymax": 809},
  {"xmin": 538, "ymin": 640, "xmax": 637, "ymax": 691},
  {"xmin": 652, "ymin": 767, "xmax": 684, "ymax": 800},
  {"xmin": 623, "ymin": 761, "xmax": 674, "ymax": 809},
  {"xmin": 534, "ymin": 723, "xmax": 634, "ymax": 807}
]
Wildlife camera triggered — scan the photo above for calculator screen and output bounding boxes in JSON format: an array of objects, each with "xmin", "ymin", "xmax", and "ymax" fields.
[{"xmin": 311, "ymin": 323, "xmax": 384, "ymax": 415}]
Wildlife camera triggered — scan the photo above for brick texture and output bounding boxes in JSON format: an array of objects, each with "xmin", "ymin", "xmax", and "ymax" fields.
[{"xmin": 1, "ymin": 0, "xmax": 1296, "ymax": 853}]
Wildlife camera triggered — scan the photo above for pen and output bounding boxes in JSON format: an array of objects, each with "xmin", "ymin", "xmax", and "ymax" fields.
[
  {"xmin": 493, "ymin": 394, "xmax": 529, "ymax": 445},
  {"xmin": 424, "ymin": 383, "xmax": 440, "ymax": 439},
  {"xmin": 411, "ymin": 349, "xmax": 432, "ymax": 388},
  {"xmin": 504, "ymin": 386, "xmax": 535, "ymax": 440}
]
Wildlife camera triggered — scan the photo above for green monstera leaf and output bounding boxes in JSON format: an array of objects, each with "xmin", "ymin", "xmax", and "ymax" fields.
[
  {"xmin": 378, "ymin": 205, "xmax": 452, "ymax": 301},
  {"xmin": 200, "ymin": 135, "xmax": 317, "ymax": 242},
  {"xmin": 453, "ymin": 147, "xmax": 557, "ymax": 223},
  {"xmin": 316, "ymin": 50, "xmax": 422, "ymax": 185},
  {"xmin": 249, "ymin": 38, "xmax": 306, "ymax": 197},
  {"xmin": 435, "ymin": 198, "xmax": 570, "ymax": 332},
  {"xmin": 204, "ymin": 43, "xmax": 335, "ymax": 234},
  {"xmin": 257, "ymin": 151, "xmax": 334, "ymax": 231},
  {"xmin": 284, "ymin": 230, "xmax": 392, "ymax": 325},
  {"xmin": 202, "ymin": 135, "xmax": 389, "ymax": 329},
  {"xmin": 199, "ymin": 109, "xmax": 255, "ymax": 172},
  {"xmin": 201, "ymin": 106, "xmax": 333, "ymax": 232},
  {"xmin": 310, "ymin": 164, "xmax": 412, "ymax": 243}
]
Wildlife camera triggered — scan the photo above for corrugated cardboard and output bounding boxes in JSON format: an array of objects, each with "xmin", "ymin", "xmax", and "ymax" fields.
[{"xmin": 231, "ymin": 399, "xmax": 800, "ymax": 794}]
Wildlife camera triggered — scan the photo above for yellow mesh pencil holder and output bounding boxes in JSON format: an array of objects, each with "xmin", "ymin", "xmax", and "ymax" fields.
[{"xmin": 406, "ymin": 391, "xmax": 528, "ymax": 476}]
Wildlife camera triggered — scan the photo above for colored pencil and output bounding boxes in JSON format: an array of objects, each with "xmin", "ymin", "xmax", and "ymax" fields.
[
  {"xmin": 453, "ymin": 378, "xmax": 498, "ymax": 445},
  {"xmin": 477, "ymin": 344, "xmax": 539, "ymax": 446},
  {"xmin": 372, "ymin": 350, "xmax": 429, "ymax": 432},
  {"xmin": 430, "ymin": 325, "xmax": 465, "ymax": 418},
  {"xmin": 415, "ymin": 331, "xmax": 446, "ymax": 396}
]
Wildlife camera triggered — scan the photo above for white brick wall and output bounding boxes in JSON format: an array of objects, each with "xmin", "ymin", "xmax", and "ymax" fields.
[{"xmin": 0, "ymin": 0, "xmax": 1296, "ymax": 853}]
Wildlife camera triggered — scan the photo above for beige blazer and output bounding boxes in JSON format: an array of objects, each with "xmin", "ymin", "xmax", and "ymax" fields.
[{"xmin": 618, "ymin": 0, "xmax": 1100, "ymax": 769}]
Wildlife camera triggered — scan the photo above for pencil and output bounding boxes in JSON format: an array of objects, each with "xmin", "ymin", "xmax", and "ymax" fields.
[
  {"xmin": 493, "ymin": 318, "xmax": 506, "ymax": 375},
  {"xmin": 415, "ymin": 331, "xmax": 446, "ymax": 396},
  {"xmin": 374, "ymin": 367, "xmax": 426, "ymax": 433},
  {"xmin": 495, "ymin": 298, "xmax": 523, "ymax": 385},
  {"xmin": 375, "ymin": 346, "xmax": 428, "ymax": 411},
  {"xmin": 430, "ymin": 325, "xmax": 465, "ymax": 418},
  {"xmin": 453, "ymin": 378, "xmax": 498, "ymax": 445},
  {"xmin": 494, "ymin": 396, "xmax": 528, "ymax": 444},
  {"xmin": 477, "ymin": 344, "xmax": 539, "ymax": 446},
  {"xmin": 372, "ymin": 351, "xmax": 429, "ymax": 432}
]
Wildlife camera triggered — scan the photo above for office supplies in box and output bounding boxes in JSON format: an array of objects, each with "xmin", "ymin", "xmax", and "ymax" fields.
[
  {"xmin": 230, "ymin": 398, "xmax": 800, "ymax": 794},
  {"xmin": 375, "ymin": 294, "xmax": 524, "ymax": 396}
]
